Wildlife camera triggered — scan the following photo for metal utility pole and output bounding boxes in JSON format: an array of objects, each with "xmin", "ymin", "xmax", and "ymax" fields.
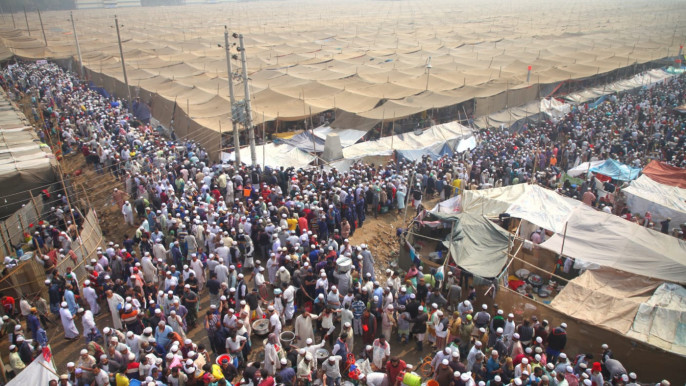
[
  {"xmin": 23, "ymin": 7, "xmax": 30, "ymax": 36},
  {"xmin": 37, "ymin": 8, "xmax": 47, "ymax": 46},
  {"xmin": 238, "ymin": 34, "xmax": 257, "ymax": 166},
  {"xmin": 71, "ymin": 12, "xmax": 84, "ymax": 77},
  {"xmin": 114, "ymin": 15, "xmax": 132, "ymax": 108},
  {"xmin": 224, "ymin": 26, "xmax": 240, "ymax": 166}
]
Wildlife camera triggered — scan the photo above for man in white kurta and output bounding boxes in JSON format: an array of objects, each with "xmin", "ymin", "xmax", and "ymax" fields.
[
  {"xmin": 294, "ymin": 311, "xmax": 317, "ymax": 348},
  {"xmin": 83, "ymin": 281, "xmax": 100, "ymax": 315},
  {"xmin": 80, "ymin": 308, "xmax": 98, "ymax": 338},
  {"xmin": 60, "ymin": 302, "xmax": 79, "ymax": 339},
  {"xmin": 263, "ymin": 333, "xmax": 281, "ymax": 376},
  {"xmin": 122, "ymin": 202, "xmax": 134, "ymax": 226},
  {"xmin": 189, "ymin": 255, "xmax": 205, "ymax": 291},
  {"xmin": 152, "ymin": 241, "xmax": 168, "ymax": 266},
  {"xmin": 142, "ymin": 253, "xmax": 159, "ymax": 284},
  {"xmin": 106, "ymin": 290, "xmax": 125, "ymax": 330}
]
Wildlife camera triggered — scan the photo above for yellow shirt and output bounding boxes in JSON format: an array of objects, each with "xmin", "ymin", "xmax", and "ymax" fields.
[
  {"xmin": 116, "ymin": 373, "xmax": 130, "ymax": 386},
  {"xmin": 287, "ymin": 218, "xmax": 298, "ymax": 231},
  {"xmin": 452, "ymin": 178, "xmax": 462, "ymax": 194},
  {"xmin": 9, "ymin": 352, "xmax": 25, "ymax": 372}
]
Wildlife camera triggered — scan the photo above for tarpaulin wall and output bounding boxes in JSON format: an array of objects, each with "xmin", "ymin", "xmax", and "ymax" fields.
[
  {"xmin": 0, "ymin": 209, "xmax": 105, "ymax": 300},
  {"xmin": 83, "ymin": 64, "xmax": 222, "ymax": 160},
  {"xmin": 474, "ymin": 84, "xmax": 540, "ymax": 117},
  {"xmin": 490, "ymin": 287, "xmax": 686, "ymax": 384}
]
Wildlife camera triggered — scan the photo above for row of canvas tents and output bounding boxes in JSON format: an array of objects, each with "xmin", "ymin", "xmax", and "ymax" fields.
[
  {"xmin": 421, "ymin": 160, "xmax": 686, "ymax": 359},
  {"xmin": 222, "ymin": 120, "xmax": 476, "ymax": 170},
  {"xmin": 567, "ymin": 159, "xmax": 686, "ymax": 225}
]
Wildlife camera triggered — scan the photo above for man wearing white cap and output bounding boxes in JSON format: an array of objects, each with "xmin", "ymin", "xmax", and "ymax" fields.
[
  {"xmin": 60, "ymin": 301, "xmax": 80, "ymax": 340},
  {"xmin": 122, "ymin": 201, "xmax": 134, "ymax": 226},
  {"xmin": 322, "ymin": 355, "xmax": 344, "ymax": 386},
  {"xmin": 79, "ymin": 307, "xmax": 99, "ymax": 341},
  {"xmin": 77, "ymin": 348, "xmax": 97, "ymax": 384},
  {"xmin": 503, "ymin": 313, "xmax": 516, "ymax": 344},
  {"xmin": 83, "ymin": 280, "xmax": 100, "ymax": 315},
  {"xmin": 283, "ymin": 282, "xmax": 297, "ymax": 322},
  {"xmin": 460, "ymin": 371, "xmax": 476, "ymax": 386},
  {"xmin": 467, "ymin": 341, "xmax": 483, "ymax": 371},
  {"xmin": 514, "ymin": 358, "xmax": 532, "ymax": 379},
  {"xmin": 294, "ymin": 310, "xmax": 317, "ymax": 348},
  {"xmin": 297, "ymin": 351, "xmax": 316, "ymax": 383},
  {"xmin": 268, "ymin": 305, "xmax": 282, "ymax": 337},
  {"xmin": 190, "ymin": 253, "xmax": 205, "ymax": 291},
  {"xmin": 105, "ymin": 289, "xmax": 125, "ymax": 330},
  {"xmin": 360, "ymin": 245, "xmax": 375, "ymax": 282},
  {"xmin": 142, "ymin": 250, "xmax": 159, "ymax": 285},
  {"xmin": 8, "ymin": 344, "xmax": 25, "ymax": 375},
  {"xmin": 626, "ymin": 372, "xmax": 638, "ymax": 386},
  {"xmin": 547, "ymin": 322, "xmax": 568, "ymax": 362}
]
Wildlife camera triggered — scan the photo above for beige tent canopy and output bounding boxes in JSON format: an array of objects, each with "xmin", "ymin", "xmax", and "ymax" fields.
[
  {"xmin": 550, "ymin": 269, "xmax": 661, "ymax": 336},
  {"xmin": 540, "ymin": 207, "xmax": 686, "ymax": 284},
  {"xmin": 0, "ymin": 0, "xmax": 682, "ymax": 152}
]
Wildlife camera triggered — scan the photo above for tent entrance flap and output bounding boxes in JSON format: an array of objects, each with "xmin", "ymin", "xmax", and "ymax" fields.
[{"xmin": 430, "ymin": 212, "xmax": 511, "ymax": 278}]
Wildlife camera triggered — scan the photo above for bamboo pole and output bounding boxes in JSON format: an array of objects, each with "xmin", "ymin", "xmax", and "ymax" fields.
[
  {"xmin": 29, "ymin": 191, "xmax": 41, "ymax": 220},
  {"xmin": 17, "ymin": 213, "xmax": 26, "ymax": 237},
  {"xmin": 0, "ymin": 223, "xmax": 10, "ymax": 256}
]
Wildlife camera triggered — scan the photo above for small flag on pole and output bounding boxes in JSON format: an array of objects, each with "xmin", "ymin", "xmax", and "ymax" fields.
[{"xmin": 527, "ymin": 65, "xmax": 532, "ymax": 82}]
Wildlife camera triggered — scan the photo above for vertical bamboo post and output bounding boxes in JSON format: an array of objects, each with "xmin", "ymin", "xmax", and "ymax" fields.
[
  {"xmin": 29, "ymin": 191, "xmax": 41, "ymax": 220},
  {"xmin": 0, "ymin": 224, "xmax": 10, "ymax": 256}
]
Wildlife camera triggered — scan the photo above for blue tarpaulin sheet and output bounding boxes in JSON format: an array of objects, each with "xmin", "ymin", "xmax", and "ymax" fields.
[
  {"xmin": 88, "ymin": 82, "xmax": 110, "ymax": 98},
  {"xmin": 590, "ymin": 158, "xmax": 640, "ymax": 181},
  {"xmin": 396, "ymin": 142, "xmax": 454, "ymax": 162}
]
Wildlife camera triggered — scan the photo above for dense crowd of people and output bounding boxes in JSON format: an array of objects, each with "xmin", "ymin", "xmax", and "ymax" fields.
[{"xmin": 0, "ymin": 60, "xmax": 682, "ymax": 386}]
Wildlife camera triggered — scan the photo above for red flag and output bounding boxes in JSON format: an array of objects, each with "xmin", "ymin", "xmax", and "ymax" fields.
[{"xmin": 42, "ymin": 346, "xmax": 52, "ymax": 362}]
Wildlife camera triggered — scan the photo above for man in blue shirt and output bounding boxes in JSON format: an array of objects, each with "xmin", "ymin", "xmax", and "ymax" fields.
[
  {"xmin": 154, "ymin": 321, "xmax": 173, "ymax": 355},
  {"xmin": 26, "ymin": 308, "xmax": 41, "ymax": 340},
  {"xmin": 278, "ymin": 357, "xmax": 296, "ymax": 386},
  {"xmin": 351, "ymin": 295, "xmax": 367, "ymax": 336},
  {"xmin": 485, "ymin": 350, "xmax": 502, "ymax": 381}
]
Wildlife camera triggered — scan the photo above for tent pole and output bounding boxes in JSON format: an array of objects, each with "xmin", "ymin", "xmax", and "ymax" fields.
[
  {"xmin": 218, "ymin": 121, "xmax": 222, "ymax": 160},
  {"xmin": 309, "ymin": 106, "xmax": 316, "ymax": 166},
  {"xmin": 262, "ymin": 112, "xmax": 266, "ymax": 168},
  {"xmin": 380, "ymin": 111, "xmax": 385, "ymax": 139},
  {"xmin": 559, "ymin": 221, "xmax": 568, "ymax": 259},
  {"xmin": 23, "ymin": 6, "xmax": 30, "ymax": 36},
  {"xmin": 402, "ymin": 172, "xmax": 415, "ymax": 225},
  {"xmin": 391, "ymin": 113, "xmax": 395, "ymax": 150},
  {"xmin": 224, "ymin": 26, "xmax": 240, "ymax": 166},
  {"xmin": 37, "ymin": 8, "xmax": 47, "ymax": 46}
]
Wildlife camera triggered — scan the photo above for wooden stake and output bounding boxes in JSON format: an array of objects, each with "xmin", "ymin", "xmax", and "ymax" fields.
[{"xmin": 29, "ymin": 191, "xmax": 41, "ymax": 220}]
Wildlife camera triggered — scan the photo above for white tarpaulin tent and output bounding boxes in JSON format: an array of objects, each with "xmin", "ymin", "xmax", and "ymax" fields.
[
  {"xmin": 430, "ymin": 195, "xmax": 462, "ymax": 214},
  {"xmin": 566, "ymin": 160, "xmax": 604, "ymax": 178},
  {"xmin": 7, "ymin": 355, "xmax": 58, "ymax": 386},
  {"xmin": 313, "ymin": 126, "xmax": 368, "ymax": 148},
  {"xmin": 473, "ymin": 98, "xmax": 571, "ymax": 130},
  {"xmin": 456, "ymin": 136, "xmax": 477, "ymax": 153},
  {"xmin": 342, "ymin": 121, "xmax": 472, "ymax": 159},
  {"xmin": 221, "ymin": 144, "xmax": 315, "ymax": 169},
  {"xmin": 461, "ymin": 184, "xmax": 584, "ymax": 233},
  {"xmin": 626, "ymin": 283, "xmax": 686, "ymax": 356},
  {"xmin": 623, "ymin": 175, "xmax": 686, "ymax": 225},
  {"xmin": 564, "ymin": 68, "xmax": 677, "ymax": 104},
  {"xmin": 540, "ymin": 207, "xmax": 686, "ymax": 284}
]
